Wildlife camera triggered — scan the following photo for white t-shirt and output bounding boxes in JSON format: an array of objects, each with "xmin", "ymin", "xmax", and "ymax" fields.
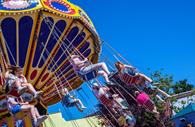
[
  {"xmin": 97, "ymin": 87, "xmax": 109, "ymax": 98},
  {"xmin": 6, "ymin": 73, "xmax": 19, "ymax": 87}
]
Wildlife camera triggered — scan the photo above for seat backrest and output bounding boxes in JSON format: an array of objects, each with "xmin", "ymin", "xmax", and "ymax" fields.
[
  {"xmin": 144, "ymin": 100, "xmax": 154, "ymax": 111},
  {"xmin": 6, "ymin": 89, "xmax": 19, "ymax": 97},
  {"xmin": 120, "ymin": 73, "xmax": 138, "ymax": 85},
  {"xmin": 99, "ymin": 95, "xmax": 112, "ymax": 106}
]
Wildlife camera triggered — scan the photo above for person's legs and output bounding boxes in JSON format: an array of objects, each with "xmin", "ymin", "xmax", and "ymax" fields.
[
  {"xmin": 97, "ymin": 62, "xmax": 110, "ymax": 74},
  {"xmin": 74, "ymin": 99, "xmax": 86, "ymax": 109},
  {"xmin": 29, "ymin": 105, "xmax": 48, "ymax": 126},
  {"xmin": 20, "ymin": 105, "xmax": 37, "ymax": 123},
  {"xmin": 74, "ymin": 103, "xmax": 83, "ymax": 112},
  {"xmin": 73, "ymin": 99, "xmax": 84, "ymax": 112},
  {"xmin": 34, "ymin": 107, "xmax": 40, "ymax": 118},
  {"xmin": 21, "ymin": 83, "xmax": 42, "ymax": 98},
  {"xmin": 152, "ymin": 106, "xmax": 159, "ymax": 115},
  {"xmin": 98, "ymin": 70, "xmax": 110, "ymax": 83},
  {"xmin": 21, "ymin": 83, "xmax": 36, "ymax": 94},
  {"xmin": 83, "ymin": 62, "xmax": 110, "ymax": 75}
]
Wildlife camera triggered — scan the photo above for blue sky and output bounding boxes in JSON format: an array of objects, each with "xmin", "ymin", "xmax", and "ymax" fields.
[{"xmin": 48, "ymin": 0, "xmax": 195, "ymax": 120}]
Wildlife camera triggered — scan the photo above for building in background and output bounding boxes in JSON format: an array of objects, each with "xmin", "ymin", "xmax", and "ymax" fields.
[{"xmin": 172, "ymin": 103, "xmax": 195, "ymax": 127}]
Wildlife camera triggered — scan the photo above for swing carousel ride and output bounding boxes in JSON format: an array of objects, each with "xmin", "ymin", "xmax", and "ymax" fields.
[
  {"xmin": 0, "ymin": 0, "xmax": 194, "ymax": 127},
  {"xmin": 0, "ymin": 0, "xmax": 101, "ymax": 126}
]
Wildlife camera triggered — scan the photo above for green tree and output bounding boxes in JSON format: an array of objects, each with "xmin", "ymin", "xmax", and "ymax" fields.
[{"xmin": 172, "ymin": 79, "xmax": 194, "ymax": 94}]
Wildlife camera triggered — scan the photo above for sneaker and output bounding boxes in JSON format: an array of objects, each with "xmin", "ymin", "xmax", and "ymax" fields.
[
  {"xmin": 36, "ymin": 115, "xmax": 48, "ymax": 126},
  {"xmin": 18, "ymin": 86, "xmax": 27, "ymax": 95},
  {"xmin": 34, "ymin": 121, "xmax": 40, "ymax": 127},
  {"xmin": 34, "ymin": 91, "xmax": 43, "ymax": 99},
  {"xmin": 33, "ymin": 120, "xmax": 37, "ymax": 127},
  {"xmin": 81, "ymin": 106, "xmax": 87, "ymax": 110}
]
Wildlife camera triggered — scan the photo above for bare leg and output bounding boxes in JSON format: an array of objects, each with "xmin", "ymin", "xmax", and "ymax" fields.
[
  {"xmin": 73, "ymin": 99, "xmax": 83, "ymax": 112},
  {"xmin": 21, "ymin": 83, "xmax": 42, "ymax": 98},
  {"xmin": 74, "ymin": 99, "xmax": 86, "ymax": 109},
  {"xmin": 153, "ymin": 106, "xmax": 159, "ymax": 115},
  {"xmin": 98, "ymin": 70, "xmax": 110, "ymax": 83},
  {"xmin": 98, "ymin": 62, "xmax": 110, "ymax": 74},
  {"xmin": 74, "ymin": 104, "xmax": 83, "ymax": 112},
  {"xmin": 86, "ymin": 62, "xmax": 110, "ymax": 74},
  {"xmin": 153, "ymin": 106, "xmax": 160, "ymax": 120},
  {"xmin": 34, "ymin": 107, "xmax": 40, "ymax": 118},
  {"xmin": 20, "ymin": 105, "xmax": 37, "ymax": 122},
  {"xmin": 21, "ymin": 83, "xmax": 36, "ymax": 94}
]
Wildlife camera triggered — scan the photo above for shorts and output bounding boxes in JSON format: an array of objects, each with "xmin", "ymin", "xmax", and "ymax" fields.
[{"xmin": 11, "ymin": 104, "xmax": 21, "ymax": 114}]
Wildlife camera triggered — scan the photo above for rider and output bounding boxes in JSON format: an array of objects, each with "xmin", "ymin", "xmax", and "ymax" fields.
[
  {"xmin": 92, "ymin": 83, "xmax": 127, "ymax": 111},
  {"xmin": 5, "ymin": 65, "xmax": 27, "ymax": 95},
  {"xmin": 5, "ymin": 65, "xmax": 42, "ymax": 98},
  {"xmin": 115, "ymin": 61, "xmax": 170, "ymax": 102},
  {"xmin": 6, "ymin": 94, "xmax": 47, "ymax": 127},
  {"xmin": 14, "ymin": 66, "xmax": 42, "ymax": 98},
  {"xmin": 61, "ymin": 87, "xmax": 86, "ymax": 112},
  {"xmin": 71, "ymin": 55, "xmax": 113, "ymax": 85},
  {"xmin": 134, "ymin": 91, "xmax": 159, "ymax": 114}
]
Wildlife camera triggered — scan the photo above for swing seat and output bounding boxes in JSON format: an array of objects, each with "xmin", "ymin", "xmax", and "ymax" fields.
[
  {"xmin": 62, "ymin": 96, "xmax": 76, "ymax": 107},
  {"xmin": 78, "ymin": 70, "xmax": 98, "ymax": 81}
]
